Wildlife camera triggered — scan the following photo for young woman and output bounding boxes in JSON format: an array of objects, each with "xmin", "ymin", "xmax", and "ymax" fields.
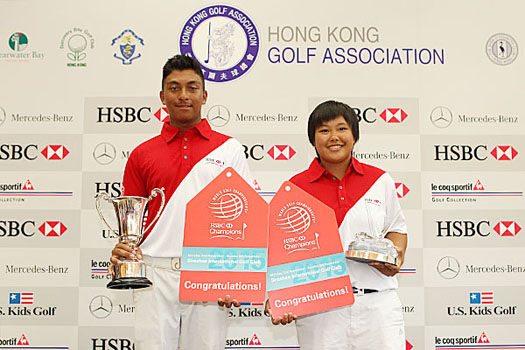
[{"xmin": 267, "ymin": 100, "xmax": 408, "ymax": 350}]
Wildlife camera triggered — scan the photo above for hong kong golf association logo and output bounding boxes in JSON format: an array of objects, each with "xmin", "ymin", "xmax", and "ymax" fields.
[
  {"xmin": 486, "ymin": 33, "xmax": 518, "ymax": 65},
  {"xmin": 179, "ymin": 5, "xmax": 260, "ymax": 82}
]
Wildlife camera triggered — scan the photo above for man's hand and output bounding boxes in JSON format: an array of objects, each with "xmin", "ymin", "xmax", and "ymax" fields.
[
  {"xmin": 265, "ymin": 299, "xmax": 296, "ymax": 325},
  {"xmin": 108, "ymin": 242, "xmax": 142, "ymax": 276},
  {"xmin": 217, "ymin": 295, "xmax": 240, "ymax": 308}
]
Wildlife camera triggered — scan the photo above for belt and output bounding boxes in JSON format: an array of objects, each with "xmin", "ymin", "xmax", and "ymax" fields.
[
  {"xmin": 352, "ymin": 287, "xmax": 379, "ymax": 295},
  {"xmin": 143, "ymin": 256, "xmax": 182, "ymax": 271}
]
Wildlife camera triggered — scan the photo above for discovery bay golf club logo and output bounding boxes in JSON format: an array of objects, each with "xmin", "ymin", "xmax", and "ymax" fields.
[
  {"xmin": 179, "ymin": 5, "xmax": 259, "ymax": 82},
  {"xmin": 276, "ymin": 201, "xmax": 320, "ymax": 254},
  {"xmin": 60, "ymin": 27, "xmax": 95, "ymax": 67}
]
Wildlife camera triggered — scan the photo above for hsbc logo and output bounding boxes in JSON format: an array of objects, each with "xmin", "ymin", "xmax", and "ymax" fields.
[
  {"xmin": 41, "ymin": 145, "xmax": 69, "ymax": 160},
  {"xmin": 243, "ymin": 144, "xmax": 296, "ymax": 161},
  {"xmin": 91, "ymin": 338, "xmax": 135, "ymax": 350},
  {"xmin": 95, "ymin": 181, "xmax": 122, "ymax": 198},
  {"xmin": 436, "ymin": 220, "xmax": 521, "ymax": 237},
  {"xmin": 494, "ymin": 221, "xmax": 521, "ymax": 236},
  {"xmin": 434, "ymin": 144, "xmax": 518, "ymax": 161},
  {"xmin": 352, "ymin": 107, "xmax": 409, "ymax": 124},
  {"xmin": 0, "ymin": 144, "xmax": 69, "ymax": 161},
  {"xmin": 0, "ymin": 220, "xmax": 67, "ymax": 237},
  {"xmin": 38, "ymin": 221, "xmax": 67, "ymax": 237},
  {"xmin": 267, "ymin": 145, "xmax": 296, "ymax": 160},
  {"xmin": 395, "ymin": 183, "xmax": 410, "ymax": 198},
  {"xmin": 380, "ymin": 108, "xmax": 408, "ymax": 123},
  {"xmin": 490, "ymin": 146, "xmax": 518, "ymax": 160},
  {"xmin": 97, "ymin": 106, "xmax": 152, "ymax": 123},
  {"xmin": 154, "ymin": 107, "xmax": 169, "ymax": 122}
]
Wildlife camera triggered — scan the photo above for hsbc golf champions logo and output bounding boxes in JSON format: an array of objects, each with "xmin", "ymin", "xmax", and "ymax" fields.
[
  {"xmin": 276, "ymin": 201, "xmax": 320, "ymax": 254},
  {"xmin": 208, "ymin": 188, "xmax": 248, "ymax": 239},
  {"xmin": 179, "ymin": 5, "xmax": 259, "ymax": 82}
]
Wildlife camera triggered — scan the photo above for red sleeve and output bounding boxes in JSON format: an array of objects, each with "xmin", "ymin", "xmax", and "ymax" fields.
[{"xmin": 122, "ymin": 150, "xmax": 147, "ymax": 197}]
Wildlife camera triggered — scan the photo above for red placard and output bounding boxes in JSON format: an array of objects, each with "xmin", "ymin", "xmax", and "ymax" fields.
[
  {"xmin": 267, "ymin": 181, "xmax": 354, "ymax": 318},
  {"xmin": 180, "ymin": 167, "xmax": 268, "ymax": 302}
]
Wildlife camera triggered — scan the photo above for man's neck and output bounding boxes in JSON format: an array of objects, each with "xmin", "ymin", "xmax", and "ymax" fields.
[{"xmin": 169, "ymin": 118, "xmax": 202, "ymax": 131}]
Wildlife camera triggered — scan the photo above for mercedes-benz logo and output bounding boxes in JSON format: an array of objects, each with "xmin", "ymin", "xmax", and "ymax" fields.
[
  {"xmin": 93, "ymin": 142, "xmax": 117, "ymax": 165},
  {"xmin": 89, "ymin": 295, "xmax": 113, "ymax": 319},
  {"xmin": 436, "ymin": 256, "xmax": 460, "ymax": 279},
  {"xmin": 206, "ymin": 105, "xmax": 230, "ymax": 127},
  {"xmin": 0, "ymin": 106, "xmax": 6, "ymax": 126},
  {"xmin": 430, "ymin": 106, "xmax": 453, "ymax": 128}
]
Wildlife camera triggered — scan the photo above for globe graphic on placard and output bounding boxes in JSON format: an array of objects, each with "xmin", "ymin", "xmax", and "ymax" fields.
[
  {"xmin": 209, "ymin": 193, "xmax": 243, "ymax": 221},
  {"xmin": 276, "ymin": 206, "xmax": 311, "ymax": 234}
]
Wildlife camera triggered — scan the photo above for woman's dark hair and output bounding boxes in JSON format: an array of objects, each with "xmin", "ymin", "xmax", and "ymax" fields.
[{"xmin": 307, "ymin": 100, "xmax": 359, "ymax": 145}]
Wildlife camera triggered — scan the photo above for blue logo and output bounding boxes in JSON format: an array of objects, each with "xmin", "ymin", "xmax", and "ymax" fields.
[
  {"xmin": 111, "ymin": 29, "xmax": 144, "ymax": 65},
  {"xmin": 179, "ymin": 5, "xmax": 259, "ymax": 82}
]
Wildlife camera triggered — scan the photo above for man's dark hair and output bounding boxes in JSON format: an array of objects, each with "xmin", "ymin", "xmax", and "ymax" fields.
[
  {"xmin": 307, "ymin": 100, "xmax": 360, "ymax": 146},
  {"xmin": 162, "ymin": 54, "xmax": 205, "ymax": 90}
]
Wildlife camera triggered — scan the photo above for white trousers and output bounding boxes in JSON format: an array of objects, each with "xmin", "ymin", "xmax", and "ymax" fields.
[
  {"xmin": 295, "ymin": 289, "xmax": 405, "ymax": 350},
  {"xmin": 132, "ymin": 256, "xmax": 228, "ymax": 350}
]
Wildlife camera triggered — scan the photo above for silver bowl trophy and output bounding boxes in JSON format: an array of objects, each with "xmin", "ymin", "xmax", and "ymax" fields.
[
  {"xmin": 346, "ymin": 232, "xmax": 398, "ymax": 265},
  {"xmin": 95, "ymin": 188, "xmax": 165, "ymax": 289},
  {"xmin": 345, "ymin": 205, "xmax": 400, "ymax": 266}
]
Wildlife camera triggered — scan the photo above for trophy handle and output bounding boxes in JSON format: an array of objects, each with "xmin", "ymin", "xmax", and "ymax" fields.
[
  {"xmin": 95, "ymin": 192, "xmax": 117, "ymax": 233},
  {"xmin": 143, "ymin": 187, "xmax": 166, "ymax": 240}
]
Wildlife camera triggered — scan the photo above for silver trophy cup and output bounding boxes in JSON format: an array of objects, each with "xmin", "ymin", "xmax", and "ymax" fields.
[
  {"xmin": 345, "ymin": 204, "xmax": 400, "ymax": 266},
  {"xmin": 95, "ymin": 188, "xmax": 165, "ymax": 289}
]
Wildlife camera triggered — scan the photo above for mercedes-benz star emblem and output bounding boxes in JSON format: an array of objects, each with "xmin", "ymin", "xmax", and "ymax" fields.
[
  {"xmin": 206, "ymin": 105, "xmax": 230, "ymax": 127},
  {"xmin": 436, "ymin": 256, "xmax": 460, "ymax": 279},
  {"xmin": 89, "ymin": 295, "xmax": 113, "ymax": 319},
  {"xmin": 93, "ymin": 142, "xmax": 117, "ymax": 165},
  {"xmin": 0, "ymin": 106, "xmax": 6, "ymax": 126},
  {"xmin": 430, "ymin": 106, "xmax": 453, "ymax": 128}
]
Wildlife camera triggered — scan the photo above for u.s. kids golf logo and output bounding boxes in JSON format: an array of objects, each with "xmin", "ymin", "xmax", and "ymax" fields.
[{"xmin": 179, "ymin": 5, "xmax": 259, "ymax": 82}]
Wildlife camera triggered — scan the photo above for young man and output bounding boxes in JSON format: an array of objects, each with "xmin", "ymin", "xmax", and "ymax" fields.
[
  {"xmin": 109, "ymin": 55, "xmax": 251, "ymax": 350},
  {"xmin": 267, "ymin": 100, "xmax": 408, "ymax": 350}
]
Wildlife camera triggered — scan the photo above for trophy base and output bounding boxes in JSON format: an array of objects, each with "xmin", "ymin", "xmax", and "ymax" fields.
[
  {"xmin": 107, "ymin": 277, "xmax": 152, "ymax": 290},
  {"xmin": 107, "ymin": 260, "xmax": 151, "ymax": 290},
  {"xmin": 346, "ymin": 249, "xmax": 398, "ymax": 266}
]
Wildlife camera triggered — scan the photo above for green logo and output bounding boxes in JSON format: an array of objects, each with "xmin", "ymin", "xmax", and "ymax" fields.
[{"xmin": 9, "ymin": 32, "xmax": 28, "ymax": 52}]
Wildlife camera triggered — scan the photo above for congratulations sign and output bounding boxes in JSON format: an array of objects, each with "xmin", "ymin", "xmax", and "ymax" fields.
[
  {"xmin": 180, "ymin": 168, "xmax": 268, "ymax": 302},
  {"xmin": 267, "ymin": 181, "xmax": 354, "ymax": 318}
]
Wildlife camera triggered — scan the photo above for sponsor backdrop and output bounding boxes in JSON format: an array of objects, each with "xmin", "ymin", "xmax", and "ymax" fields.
[{"xmin": 0, "ymin": 0, "xmax": 523, "ymax": 349}]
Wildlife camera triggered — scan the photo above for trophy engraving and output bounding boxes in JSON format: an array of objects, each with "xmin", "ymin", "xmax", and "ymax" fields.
[{"xmin": 96, "ymin": 188, "xmax": 165, "ymax": 289}]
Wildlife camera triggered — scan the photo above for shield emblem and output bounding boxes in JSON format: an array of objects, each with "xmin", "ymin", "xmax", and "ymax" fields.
[{"xmin": 120, "ymin": 44, "xmax": 135, "ymax": 60}]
